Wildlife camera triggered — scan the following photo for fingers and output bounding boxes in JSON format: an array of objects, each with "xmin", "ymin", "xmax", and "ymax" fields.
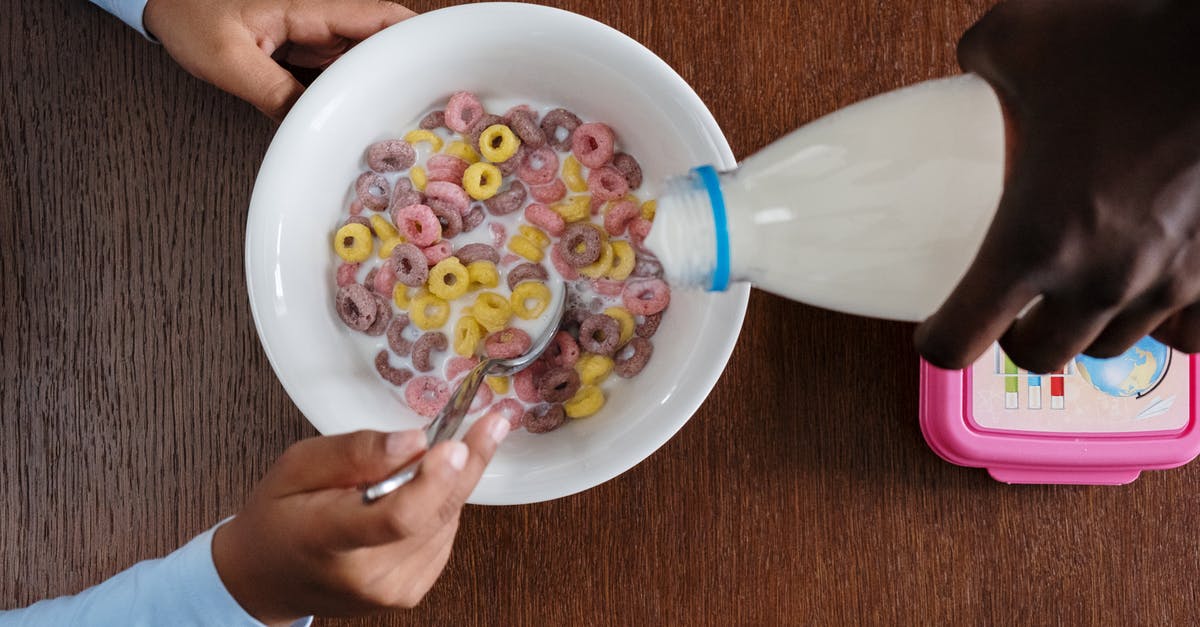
[
  {"xmin": 997, "ymin": 291, "xmax": 1115, "ymax": 374},
  {"xmin": 320, "ymin": 0, "xmax": 417, "ymax": 41},
  {"xmin": 207, "ymin": 34, "xmax": 305, "ymax": 121},
  {"xmin": 1154, "ymin": 302, "xmax": 1200, "ymax": 354},
  {"xmin": 270, "ymin": 430, "xmax": 427, "ymax": 495}
]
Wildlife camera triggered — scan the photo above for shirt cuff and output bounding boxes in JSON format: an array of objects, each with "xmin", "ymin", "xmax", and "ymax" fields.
[{"xmin": 89, "ymin": 0, "xmax": 156, "ymax": 41}]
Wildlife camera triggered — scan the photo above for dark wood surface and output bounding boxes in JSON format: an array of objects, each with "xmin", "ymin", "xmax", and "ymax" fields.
[{"xmin": 4, "ymin": 1, "xmax": 1199, "ymax": 625}]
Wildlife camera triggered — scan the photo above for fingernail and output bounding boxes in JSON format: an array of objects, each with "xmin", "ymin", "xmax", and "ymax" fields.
[
  {"xmin": 386, "ymin": 431, "xmax": 416, "ymax": 457},
  {"xmin": 489, "ymin": 415, "xmax": 511, "ymax": 443},
  {"xmin": 447, "ymin": 441, "xmax": 469, "ymax": 471}
]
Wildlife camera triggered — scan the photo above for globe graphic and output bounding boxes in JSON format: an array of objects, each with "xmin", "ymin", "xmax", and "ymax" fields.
[{"xmin": 1074, "ymin": 337, "xmax": 1171, "ymax": 398}]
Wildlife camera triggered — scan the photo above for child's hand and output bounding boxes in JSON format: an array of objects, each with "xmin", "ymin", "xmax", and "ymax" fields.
[
  {"xmin": 143, "ymin": 0, "xmax": 416, "ymax": 121},
  {"xmin": 211, "ymin": 413, "xmax": 510, "ymax": 625}
]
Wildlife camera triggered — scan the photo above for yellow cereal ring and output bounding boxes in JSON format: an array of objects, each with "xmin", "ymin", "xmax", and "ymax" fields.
[
  {"xmin": 604, "ymin": 306, "xmax": 635, "ymax": 346},
  {"xmin": 578, "ymin": 241, "xmax": 614, "ymax": 278},
  {"xmin": 445, "ymin": 140, "xmax": 480, "ymax": 164},
  {"xmin": 410, "ymin": 165, "xmax": 427, "ymax": 191},
  {"xmin": 404, "ymin": 129, "xmax": 443, "ymax": 153},
  {"xmin": 393, "ymin": 284, "xmax": 412, "ymax": 310},
  {"xmin": 471, "ymin": 292, "xmax": 512, "ymax": 332},
  {"xmin": 553, "ymin": 195, "xmax": 590, "ymax": 223},
  {"xmin": 564, "ymin": 384, "xmax": 605, "ymax": 418},
  {"xmin": 563, "ymin": 155, "xmax": 588, "ymax": 192},
  {"xmin": 462, "ymin": 161, "xmax": 503, "ymax": 200},
  {"xmin": 478, "ymin": 124, "xmax": 520, "ymax": 163},
  {"xmin": 486, "ymin": 376, "xmax": 510, "ymax": 395},
  {"xmin": 507, "ymin": 235, "xmax": 544, "ymax": 262},
  {"xmin": 510, "ymin": 282, "xmax": 552, "ymax": 320},
  {"xmin": 453, "ymin": 315, "xmax": 483, "ymax": 356},
  {"xmin": 369, "ymin": 215, "xmax": 400, "ymax": 242},
  {"xmin": 334, "ymin": 223, "xmax": 373, "ymax": 262},
  {"xmin": 467, "ymin": 260, "xmax": 499, "ymax": 290},
  {"xmin": 607, "ymin": 240, "xmax": 635, "ymax": 280},
  {"xmin": 518, "ymin": 225, "xmax": 550, "ymax": 249},
  {"xmin": 575, "ymin": 354, "xmax": 614, "ymax": 386},
  {"xmin": 411, "ymin": 293, "xmax": 450, "ymax": 330},
  {"xmin": 641, "ymin": 199, "xmax": 657, "ymax": 221},
  {"xmin": 427, "ymin": 257, "xmax": 470, "ymax": 301},
  {"xmin": 379, "ymin": 236, "xmax": 404, "ymax": 259}
]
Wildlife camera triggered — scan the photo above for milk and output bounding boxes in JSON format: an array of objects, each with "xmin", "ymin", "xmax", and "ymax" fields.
[{"xmin": 645, "ymin": 74, "xmax": 1005, "ymax": 321}]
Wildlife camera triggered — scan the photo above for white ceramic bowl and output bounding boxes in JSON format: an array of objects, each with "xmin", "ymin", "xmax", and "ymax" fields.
[{"xmin": 245, "ymin": 2, "xmax": 749, "ymax": 504}]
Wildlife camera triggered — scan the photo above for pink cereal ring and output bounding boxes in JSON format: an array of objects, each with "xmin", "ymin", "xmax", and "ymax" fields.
[
  {"xmin": 490, "ymin": 223, "xmax": 507, "ymax": 248},
  {"xmin": 525, "ymin": 203, "xmax": 566, "ymax": 236},
  {"xmin": 336, "ymin": 262, "xmax": 360, "ymax": 287},
  {"xmin": 405, "ymin": 376, "xmax": 451, "ymax": 418},
  {"xmin": 373, "ymin": 263, "xmax": 397, "ymax": 295},
  {"xmin": 587, "ymin": 165, "xmax": 629, "ymax": 201},
  {"xmin": 622, "ymin": 278, "xmax": 671, "ymax": 316},
  {"xmin": 426, "ymin": 154, "xmax": 470, "ymax": 185},
  {"xmin": 500, "ymin": 253, "xmax": 522, "ymax": 267},
  {"xmin": 444, "ymin": 91, "xmax": 484, "ymax": 133},
  {"xmin": 423, "ymin": 181, "xmax": 471, "ymax": 216},
  {"xmin": 468, "ymin": 384, "xmax": 494, "ymax": 414},
  {"xmin": 484, "ymin": 328, "xmax": 533, "ymax": 360},
  {"xmin": 395, "ymin": 204, "xmax": 442, "ymax": 247},
  {"xmin": 544, "ymin": 331, "xmax": 580, "ymax": 368},
  {"xmin": 445, "ymin": 356, "xmax": 480, "ymax": 381},
  {"xmin": 590, "ymin": 195, "xmax": 606, "ymax": 216},
  {"xmin": 422, "ymin": 241, "xmax": 453, "ymax": 266},
  {"xmin": 590, "ymin": 279, "xmax": 625, "ymax": 297},
  {"xmin": 629, "ymin": 217, "xmax": 653, "ymax": 249},
  {"xmin": 572, "ymin": 122, "xmax": 616, "ymax": 169},
  {"xmin": 603, "ymin": 200, "xmax": 639, "ymax": 236},
  {"xmin": 517, "ymin": 146, "xmax": 560, "ymax": 186},
  {"xmin": 514, "ymin": 361, "xmax": 547, "ymax": 403},
  {"xmin": 549, "ymin": 243, "xmax": 580, "ymax": 280},
  {"xmin": 529, "ymin": 179, "xmax": 567, "ymax": 204},
  {"xmin": 488, "ymin": 398, "xmax": 526, "ymax": 430},
  {"xmin": 348, "ymin": 200, "xmax": 364, "ymax": 217}
]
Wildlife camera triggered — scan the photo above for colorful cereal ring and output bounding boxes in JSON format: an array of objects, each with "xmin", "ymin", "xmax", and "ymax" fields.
[{"xmin": 571, "ymin": 122, "xmax": 615, "ymax": 169}]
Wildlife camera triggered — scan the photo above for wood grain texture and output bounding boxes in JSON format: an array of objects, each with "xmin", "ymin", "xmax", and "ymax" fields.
[{"xmin": 3, "ymin": 1, "xmax": 1199, "ymax": 625}]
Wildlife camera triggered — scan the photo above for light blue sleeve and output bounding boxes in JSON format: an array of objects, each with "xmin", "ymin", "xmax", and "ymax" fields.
[
  {"xmin": 88, "ymin": 0, "xmax": 155, "ymax": 40},
  {"xmin": 0, "ymin": 523, "xmax": 313, "ymax": 627}
]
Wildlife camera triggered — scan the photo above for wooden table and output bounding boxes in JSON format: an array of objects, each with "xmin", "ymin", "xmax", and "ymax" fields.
[{"xmin": 4, "ymin": 1, "xmax": 1199, "ymax": 624}]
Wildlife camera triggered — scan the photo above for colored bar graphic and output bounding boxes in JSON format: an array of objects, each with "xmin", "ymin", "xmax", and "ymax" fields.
[
  {"xmin": 1004, "ymin": 355, "xmax": 1019, "ymax": 409},
  {"xmin": 1027, "ymin": 374, "xmax": 1042, "ymax": 410},
  {"xmin": 1050, "ymin": 368, "xmax": 1065, "ymax": 410}
]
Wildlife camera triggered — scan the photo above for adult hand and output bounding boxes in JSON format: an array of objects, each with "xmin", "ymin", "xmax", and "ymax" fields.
[
  {"xmin": 144, "ymin": 0, "xmax": 416, "ymax": 121},
  {"xmin": 915, "ymin": 0, "xmax": 1200, "ymax": 373},
  {"xmin": 212, "ymin": 413, "xmax": 510, "ymax": 626}
]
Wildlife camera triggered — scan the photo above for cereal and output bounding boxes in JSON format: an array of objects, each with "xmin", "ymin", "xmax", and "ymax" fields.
[
  {"xmin": 550, "ymin": 243, "xmax": 580, "ymax": 280},
  {"xmin": 336, "ymin": 262, "xmax": 360, "ymax": 287},
  {"xmin": 422, "ymin": 241, "xmax": 453, "ymax": 266},
  {"xmin": 507, "ymin": 234, "xmax": 544, "ymax": 263},
  {"xmin": 506, "ymin": 262, "xmax": 549, "ymax": 291},
  {"xmin": 562, "ymin": 155, "xmax": 588, "ymax": 192},
  {"xmin": 468, "ymin": 384, "xmax": 494, "ymax": 414},
  {"xmin": 426, "ymin": 154, "xmax": 470, "ymax": 185},
  {"xmin": 564, "ymin": 385, "xmax": 605, "ymax": 418},
  {"xmin": 390, "ymin": 243, "xmax": 429, "ymax": 287},
  {"xmin": 455, "ymin": 242, "xmax": 500, "ymax": 265},
  {"xmin": 363, "ymin": 294, "xmax": 393, "ymax": 337},
  {"xmin": 427, "ymin": 257, "xmax": 470, "ymax": 301},
  {"xmin": 488, "ymin": 398, "xmax": 526, "ymax": 430},
  {"xmin": 375, "ymin": 350, "xmax": 414, "ymax": 387},
  {"xmin": 622, "ymin": 278, "xmax": 670, "ymax": 316},
  {"xmin": 602, "ymin": 306, "xmax": 636, "ymax": 346},
  {"xmin": 423, "ymin": 181, "xmax": 471, "ymax": 216},
  {"xmin": 484, "ymin": 327, "xmax": 532, "ymax": 359},
  {"xmin": 460, "ymin": 161, "xmax": 502, "ymax": 201},
  {"xmin": 411, "ymin": 332, "xmax": 448, "ymax": 372},
  {"xmin": 453, "ymin": 315, "xmax": 483, "ymax": 356},
  {"xmin": 355, "ymin": 171, "xmax": 391, "ymax": 210},
  {"xmin": 540, "ymin": 108, "xmax": 582, "ymax": 151},
  {"xmin": 486, "ymin": 375, "xmax": 510, "ymax": 395},
  {"xmin": 387, "ymin": 315, "xmax": 413, "ymax": 355},
  {"xmin": 445, "ymin": 91, "xmax": 484, "ymax": 133},
  {"xmin": 392, "ymin": 284, "xmax": 413, "ymax": 310},
  {"xmin": 410, "ymin": 292, "xmax": 450, "ymax": 330},
  {"xmin": 419, "ymin": 110, "xmax": 446, "ymax": 130},
  {"xmin": 510, "ymin": 281, "xmax": 552, "ymax": 319},
  {"xmin": 607, "ymin": 241, "xmax": 636, "ymax": 280},
  {"xmin": 463, "ymin": 205, "xmax": 486, "ymax": 232},
  {"xmin": 612, "ymin": 152, "xmax": 644, "ymax": 189},
  {"xmin": 484, "ymin": 181, "xmax": 527, "ymax": 215},
  {"xmin": 464, "ymin": 114, "xmax": 504, "ymax": 151},
  {"xmin": 490, "ymin": 223, "xmax": 508, "ymax": 248},
  {"xmin": 579, "ymin": 314, "xmax": 621, "ymax": 356},
  {"xmin": 571, "ymin": 122, "xmax": 615, "ymax": 169},
  {"xmin": 544, "ymin": 331, "xmax": 580, "ymax": 368},
  {"xmin": 393, "ymin": 204, "xmax": 441, "ymax": 247},
  {"xmin": 559, "ymin": 223, "xmax": 603, "ymax": 267},
  {"xmin": 578, "ymin": 242, "xmax": 614, "ymax": 279},
  {"xmin": 636, "ymin": 311, "xmax": 663, "ymax": 338},
  {"xmin": 372, "ymin": 263, "xmax": 397, "ymax": 295},
  {"xmin": 553, "ymin": 195, "xmax": 590, "ymax": 223},
  {"xmin": 335, "ymin": 284, "xmax": 377, "ymax": 331},
  {"xmin": 404, "ymin": 129, "xmax": 443, "ymax": 153},
  {"xmin": 522, "ymin": 403, "xmax": 566, "ymax": 434},
  {"xmin": 445, "ymin": 356, "xmax": 480, "ymax": 381},
  {"xmin": 471, "ymin": 292, "xmax": 512, "ymax": 332},
  {"xmin": 575, "ymin": 353, "xmax": 614, "ymax": 385},
  {"xmin": 517, "ymin": 146, "xmax": 559, "ymax": 186},
  {"xmin": 524, "ymin": 203, "xmax": 566, "ymax": 237},
  {"xmin": 467, "ymin": 260, "xmax": 500, "ymax": 290},
  {"xmin": 405, "ymin": 375, "xmax": 451, "ymax": 418},
  {"xmin": 628, "ymin": 217, "xmax": 653, "ymax": 248},
  {"xmin": 588, "ymin": 165, "xmax": 629, "ymax": 201},
  {"xmin": 429, "ymin": 203, "xmax": 463, "ymax": 239},
  {"xmin": 349, "ymin": 200, "xmax": 364, "ymax": 217},
  {"xmin": 632, "ymin": 254, "xmax": 664, "ymax": 279},
  {"xmin": 506, "ymin": 107, "xmax": 546, "ymax": 148},
  {"xmin": 478, "ymin": 124, "xmax": 521, "ymax": 163},
  {"xmin": 344, "ymin": 215, "xmax": 372, "ymax": 232},
  {"xmin": 530, "ymin": 179, "xmax": 567, "ymax": 204},
  {"xmin": 537, "ymin": 367, "xmax": 581, "ymax": 403},
  {"xmin": 379, "ymin": 237, "xmax": 404, "ymax": 260},
  {"xmin": 366, "ymin": 139, "xmax": 416, "ymax": 172},
  {"xmin": 614, "ymin": 337, "xmax": 653, "ymax": 378},
  {"xmin": 390, "ymin": 178, "xmax": 424, "ymax": 211},
  {"xmin": 333, "ymin": 223, "xmax": 373, "ymax": 263},
  {"xmin": 410, "ymin": 166, "xmax": 427, "ymax": 191},
  {"xmin": 368, "ymin": 214, "xmax": 397, "ymax": 241},
  {"xmin": 603, "ymin": 200, "xmax": 639, "ymax": 237}
]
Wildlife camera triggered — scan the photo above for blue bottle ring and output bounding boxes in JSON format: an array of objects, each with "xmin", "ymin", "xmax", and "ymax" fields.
[{"xmin": 694, "ymin": 165, "xmax": 730, "ymax": 291}]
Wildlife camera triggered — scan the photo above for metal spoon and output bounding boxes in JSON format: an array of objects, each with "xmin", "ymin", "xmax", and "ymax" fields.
[{"xmin": 363, "ymin": 286, "xmax": 566, "ymax": 502}]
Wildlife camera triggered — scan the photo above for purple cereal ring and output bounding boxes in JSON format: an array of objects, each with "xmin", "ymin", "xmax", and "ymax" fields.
[
  {"xmin": 423, "ymin": 241, "xmax": 453, "ymax": 266},
  {"xmin": 572, "ymin": 122, "xmax": 616, "ymax": 169},
  {"xmin": 419, "ymin": 110, "xmax": 446, "ymax": 130},
  {"xmin": 488, "ymin": 398, "xmax": 526, "ymax": 430},
  {"xmin": 445, "ymin": 91, "xmax": 484, "ymax": 133},
  {"xmin": 514, "ymin": 360, "xmax": 547, "ymax": 403},
  {"xmin": 603, "ymin": 200, "xmax": 639, "ymax": 236},
  {"xmin": 390, "ymin": 243, "xmax": 430, "ymax": 287},
  {"xmin": 362, "ymin": 267, "xmax": 378, "ymax": 292},
  {"xmin": 455, "ymin": 243, "xmax": 501, "ymax": 265},
  {"xmin": 506, "ymin": 262, "xmax": 549, "ymax": 291},
  {"xmin": 411, "ymin": 332, "xmax": 448, "ymax": 373},
  {"xmin": 387, "ymin": 316, "xmax": 413, "ymax": 356},
  {"xmin": 561, "ymin": 307, "xmax": 591, "ymax": 339},
  {"xmin": 622, "ymin": 278, "xmax": 670, "ymax": 316},
  {"xmin": 523, "ymin": 403, "xmax": 566, "ymax": 434},
  {"xmin": 336, "ymin": 262, "xmax": 360, "ymax": 287},
  {"xmin": 484, "ymin": 181, "xmax": 527, "ymax": 215},
  {"xmin": 426, "ymin": 154, "xmax": 470, "ymax": 185},
  {"xmin": 388, "ymin": 178, "xmax": 424, "ymax": 214},
  {"xmin": 550, "ymin": 244, "xmax": 580, "ymax": 280},
  {"xmin": 612, "ymin": 152, "xmax": 643, "ymax": 190},
  {"xmin": 466, "ymin": 113, "xmax": 504, "ymax": 151},
  {"xmin": 429, "ymin": 202, "xmax": 463, "ymax": 239},
  {"xmin": 363, "ymin": 294, "xmax": 393, "ymax": 337},
  {"xmin": 405, "ymin": 376, "xmax": 451, "ymax": 418},
  {"xmin": 367, "ymin": 139, "xmax": 416, "ymax": 172},
  {"xmin": 355, "ymin": 171, "xmax": 390, "ymax": 210},
  {"xmin": 334, "ymin": 284, "xmax": 377, "ymax": 331},
  {"xmin": 614, "ymin": 337, "xmax": 653, "ymax": 378},
  {"xmin": 445, "ymin": 356, "xmax": 480, "ymax": 381},
  {"xmin": 530, "ymin": 179, "xmax": 567, "ymax": 204},
  {"xmin": 636, "ymin": 312, "xmax": 663, "ymax": 339},
  {"xmin": 375, "ymin": 350, "xmax": 414, "ymax": 387},
  {"xmin": 537, "ymin": 367, "xmax": 581, "ymax": 403},
  {"xmin": 541, "ymin": 108, "xmax": 582, "ymax": 151},
  {"xmin": 484, "ymin": 328, "xmax": 533, "ymax": 360},
  {"xmin": 517, "ymin": 146, "xmax": 559, "ymax": 186},
  {"xmin": 579, "ymin": 314, "xmax": 621, "ymax": 356},
  {"xmin": 372, "ymin": 263, "xmax": 397, "ymax": 295},
  {"xmin": 463, "ymin": 205, "xmax": 486, "ymax": 232},
  {"xmin": 506, "ymin": 107, "xmax": 546, "ymax": 148},
  {"xmin": 559, "ymin": 222, "xmax": 603, "ymax": 267},
  {"xmin": 524, "ymin": 202, "xmax": 566, "ymax": 237},
  {"xmin": 632, "ymin": 254, "xmax": 664, "ymax": 278},
  {"xmin": 344, "ymin": 215, "xmax": 372, "ymax": 233},
  {"xmin": 394, "ymin": 204, "xmax": 442, "ymax": 247},
  {"xmin": 424, "ymin": 181, "xmax": 471, "ymax": 216},
  {"xmin": 588, "ymin": 165, "xmax": 629, "ymax": 201},
  {"xmin": 544, "ymin": 331, "xmax": 580, "ymax": 368},
  {"xmin": 494, "ymin": 146, "xmax": 526, "ymax": 179}
]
